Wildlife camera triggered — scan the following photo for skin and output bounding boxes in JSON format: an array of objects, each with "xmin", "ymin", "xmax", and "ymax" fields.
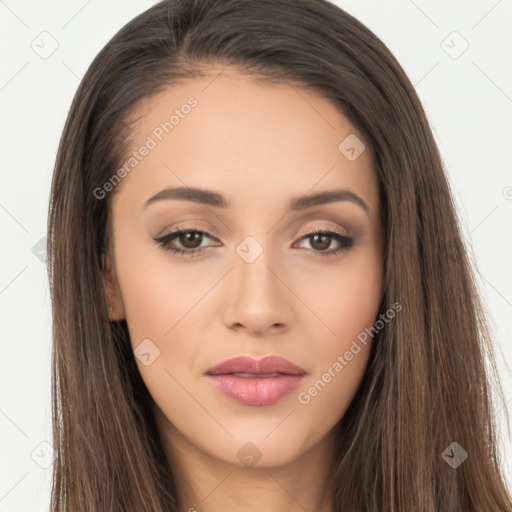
[{"xmin": 103, "ymin": 66, "xmax": 383, "ymax": 512}]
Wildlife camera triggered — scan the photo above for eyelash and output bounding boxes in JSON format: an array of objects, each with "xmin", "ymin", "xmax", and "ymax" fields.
[{"xmin": 153, "ymin": 226, "xmax": 354, "ymax": 258}]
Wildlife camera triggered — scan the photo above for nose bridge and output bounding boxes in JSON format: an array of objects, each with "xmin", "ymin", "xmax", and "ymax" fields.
[
  {"xmin": 223, "ymin": 234, "xmax": 292, "ymax": 332},
  {"xmin": 233, "ymin": 235, "xmax": 281, "ymax": 303}
]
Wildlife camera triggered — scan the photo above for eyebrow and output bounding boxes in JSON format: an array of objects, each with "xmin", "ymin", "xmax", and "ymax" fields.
[{"xmin": 143, "ymin": 186, "xmax": 369, "ymax": 213}]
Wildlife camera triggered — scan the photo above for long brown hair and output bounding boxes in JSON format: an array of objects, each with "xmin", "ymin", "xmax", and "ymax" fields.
[{"xmin": 47, "ymin": 0, "xmax": 512, "ymax": 509}]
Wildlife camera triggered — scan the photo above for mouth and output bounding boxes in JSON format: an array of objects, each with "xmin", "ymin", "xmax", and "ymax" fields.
[{"xmin": 206, "ymin": 356, "xmax": 307, "ymax": 406}]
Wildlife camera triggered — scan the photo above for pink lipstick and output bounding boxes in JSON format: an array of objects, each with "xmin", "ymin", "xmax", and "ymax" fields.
[{"xmin": 206, "ymin": 355, "xmax": 307, "ymax": 406}]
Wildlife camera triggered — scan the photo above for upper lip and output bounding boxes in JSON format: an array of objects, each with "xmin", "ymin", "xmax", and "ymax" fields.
[{"xmin": 206, "ymin": 356, "xmax": 307, "ymax": 376}]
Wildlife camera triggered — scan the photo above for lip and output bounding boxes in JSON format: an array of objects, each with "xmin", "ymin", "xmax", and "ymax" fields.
[{"xmin": 206, "ymin": 356, "xmax": 307, "ymax": 406}]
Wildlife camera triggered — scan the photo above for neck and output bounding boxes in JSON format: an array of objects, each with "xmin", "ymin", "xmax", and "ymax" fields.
[{"xmin": 155, "ymin": 411, "xmax": 336, "ymax": 512}]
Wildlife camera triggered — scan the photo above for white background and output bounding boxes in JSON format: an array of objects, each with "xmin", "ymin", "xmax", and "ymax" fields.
[{"xmin": 1, "ymin": 0, "xmax": 511, "ymax": 509}]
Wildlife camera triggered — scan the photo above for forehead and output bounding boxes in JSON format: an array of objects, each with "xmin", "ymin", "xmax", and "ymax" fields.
[{"xmin": 114, "ymin": 68, "xmax": 378, "ymax": 215}]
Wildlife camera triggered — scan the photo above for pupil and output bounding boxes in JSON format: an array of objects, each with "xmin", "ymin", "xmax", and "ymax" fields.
[
  {"xmin": 312, "ymin": 233, "xmax": 330, "ymax": 251},
  {"xmin": 181, "ymin": 231, "xmax": 202, "ymax": 248}
]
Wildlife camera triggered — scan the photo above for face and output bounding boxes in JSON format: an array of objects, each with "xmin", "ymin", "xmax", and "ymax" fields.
[{"xmin": 103, "ymin": 67, "xmax": 383, "ymax": 469}]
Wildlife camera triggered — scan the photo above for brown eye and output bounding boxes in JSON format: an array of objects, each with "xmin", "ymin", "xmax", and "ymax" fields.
[
  {"xmin": 295, "ymin": 229, "xmax": 355, "ymax": 257},
  {"xmin": 309, "ymin": 233, "xmax": 332, "ymax": 251},
  {"xmin": 153, "ymin": 227, "xmax": 219, "ymax": 257},
  {"xmin": 153, "ymin": 227, "xmax": 354, "ymax": 259},
  {"xmin": 177, "ymin": 231, "xmax": 203, "ymax": 249}
]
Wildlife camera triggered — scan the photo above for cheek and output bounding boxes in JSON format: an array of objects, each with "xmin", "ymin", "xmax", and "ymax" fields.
[
  {"xmin": 296, "ymin": 345, "xmax": 371, "ymax": 431},
  {"xmin": 118, "ymin": 268, "xmax": 210, "ymax": 387},
  {"xmin": 302, "ymin": 249, "xmax": 382, "ymax": 349},
  {"xmin": 117, "ymin": 257, "xmax": 212, "ymax": 433},
  {"xmin": 115, "ymin": 229, "xmax": 215, "ymax": 344},
  {"xmin": 293, "ymin": 251, "xmax": 381, "ymax": 418},
  {"xmin": 294, "ymin": 295, "xmax": 376, "ymax": 430},
  {"xmin": 113, "ymin": 234, "xmax": 222, "ymax": 405}
]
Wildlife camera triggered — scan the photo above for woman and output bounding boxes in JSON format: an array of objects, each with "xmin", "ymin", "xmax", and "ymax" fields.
[{"xmin": 46, "ymin": 0, "xmax": 512, "ymax": 510}]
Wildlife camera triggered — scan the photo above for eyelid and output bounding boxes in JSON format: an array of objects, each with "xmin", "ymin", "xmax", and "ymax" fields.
[
  {"xmin": 299, "ymin": 223, "xmax": 348, "ymax": 238},
  {"xmin": 155, "ymin": 222, "xmax": 348, "ymax": 244}
]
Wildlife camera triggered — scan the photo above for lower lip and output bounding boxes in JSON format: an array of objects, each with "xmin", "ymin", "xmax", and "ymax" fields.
[{"xmin": 207, "ymin": 374, "xmax": 304, "ymax": 406}]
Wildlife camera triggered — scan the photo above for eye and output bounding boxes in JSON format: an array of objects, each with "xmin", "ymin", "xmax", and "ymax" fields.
[
  {"xmin": 153, "ymin": 226, "xmax": 355, "ymax": 258},
  {"xmin": 293, "ymin": 228, "xmax": 354, "ymax": 257},
  {"xmin": 153, "ymin": 227, "xmax": 219, "ymax": 257}
]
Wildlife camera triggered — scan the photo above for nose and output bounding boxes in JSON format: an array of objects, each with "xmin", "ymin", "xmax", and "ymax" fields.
[{"xmin": 221, "ymin": 246, "xmax": 294, "ymax": 336}]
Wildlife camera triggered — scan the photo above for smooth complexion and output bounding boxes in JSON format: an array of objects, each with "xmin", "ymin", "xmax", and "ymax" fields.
[{"xmin": 103, "ymin": 67, "xmax": 384, "ymax": 512}]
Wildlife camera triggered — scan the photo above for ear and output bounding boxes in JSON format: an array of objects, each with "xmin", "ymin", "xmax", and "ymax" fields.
[{"xmin": 102, "ymin": 252, "xmax": 126, "ymax": 321}]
